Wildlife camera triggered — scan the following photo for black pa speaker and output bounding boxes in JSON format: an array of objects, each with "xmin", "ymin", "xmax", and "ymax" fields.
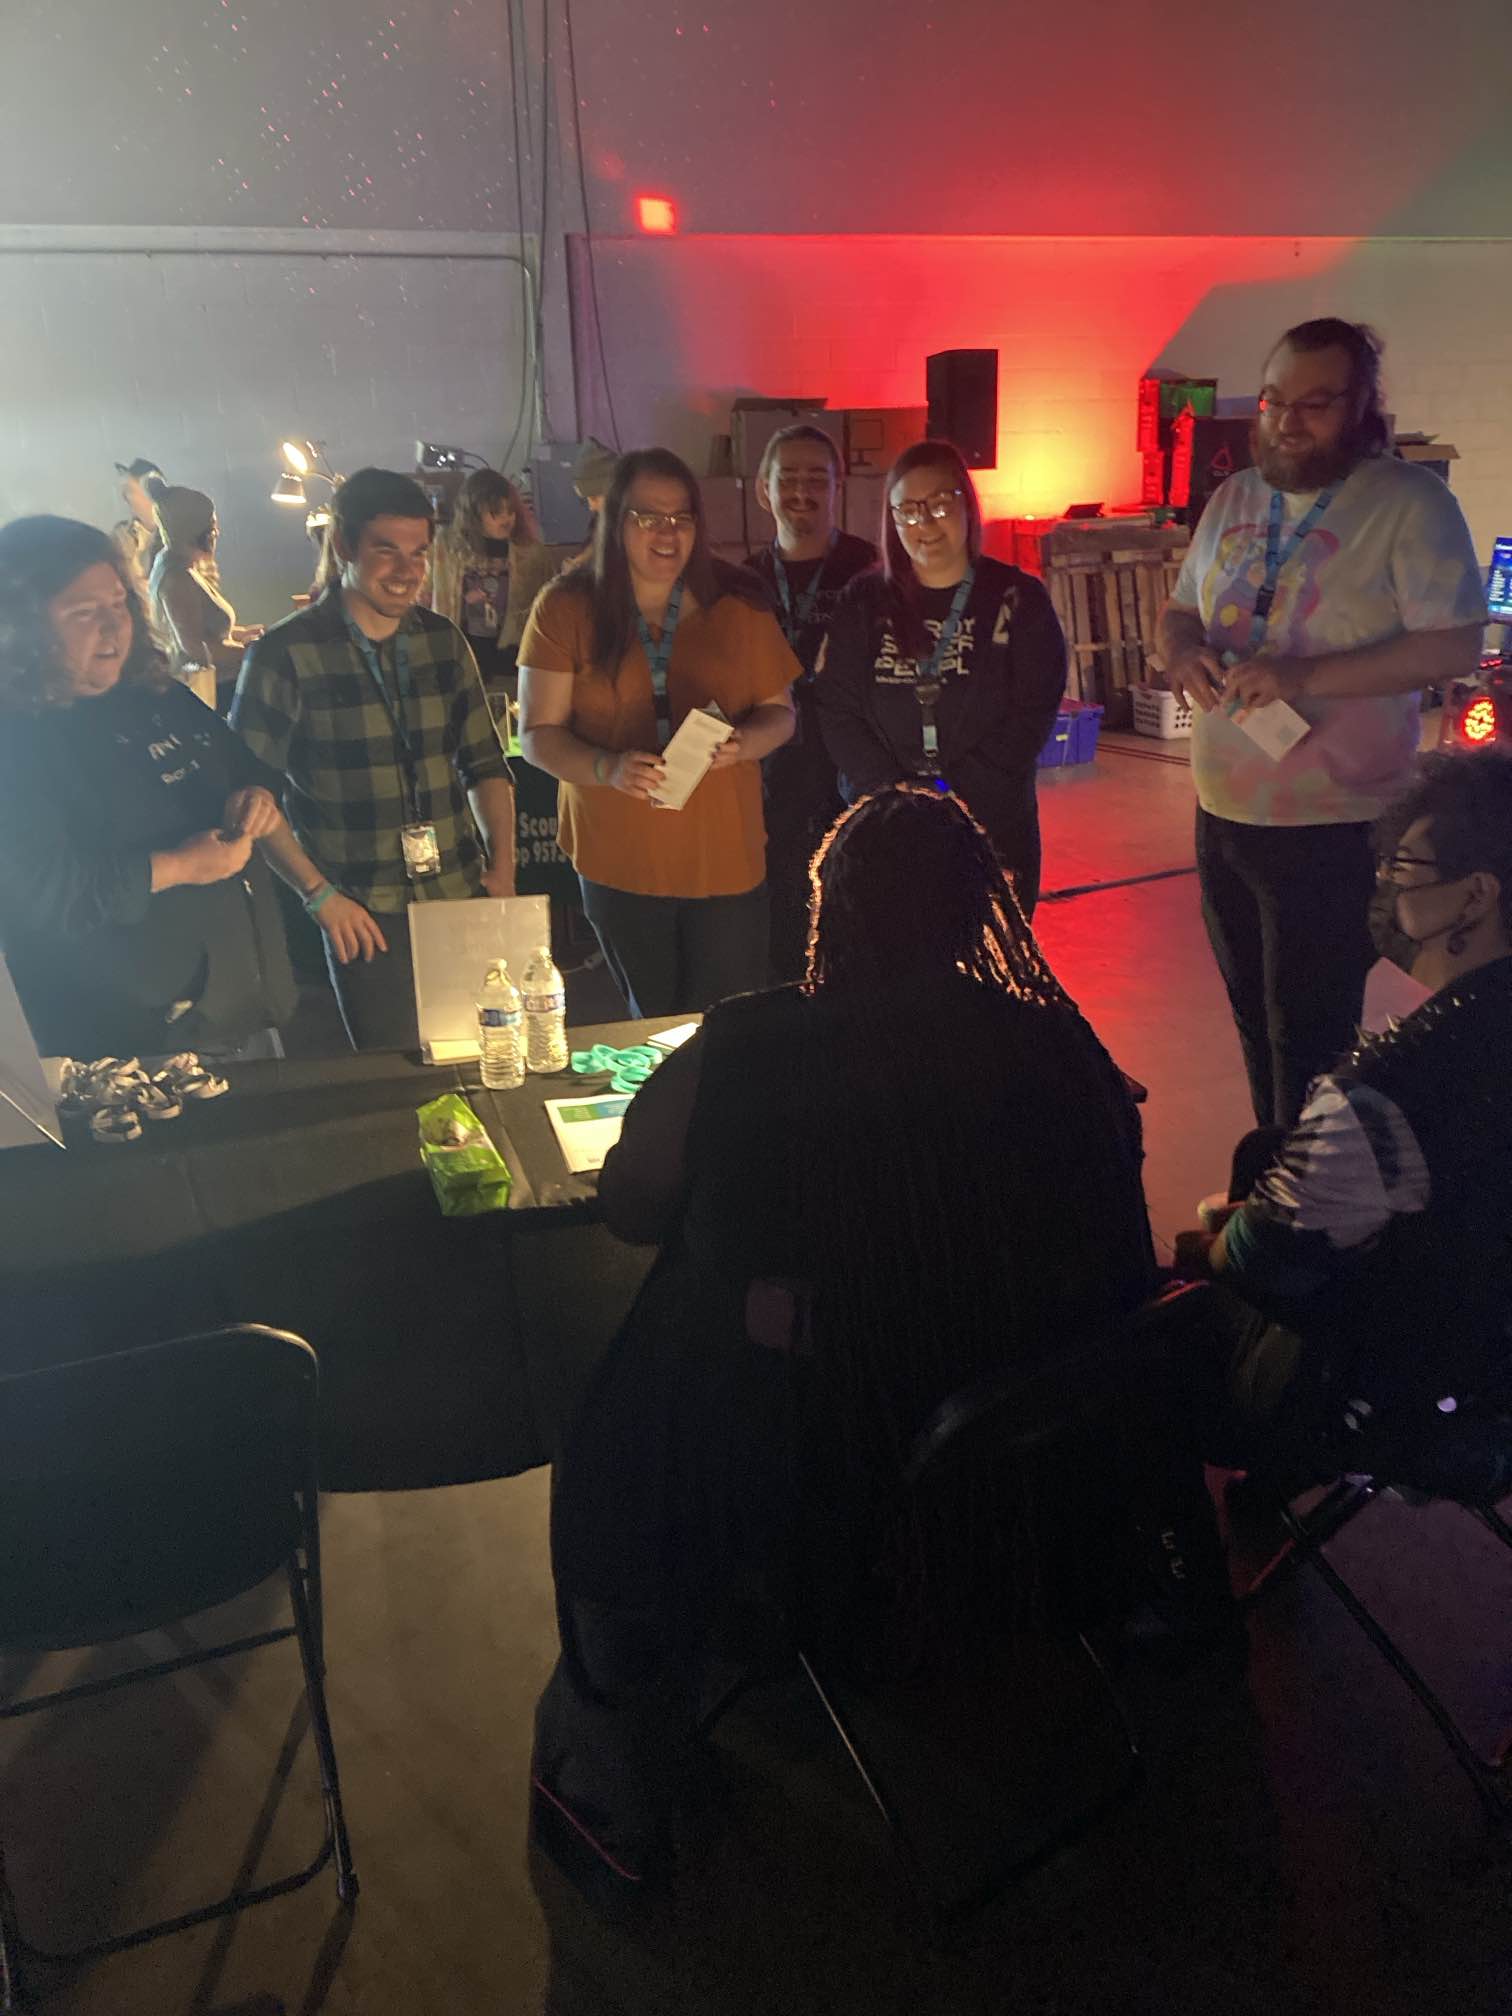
[{"xmin": 926, "ymin": 349, "xmax": 998, "ymax": 470}]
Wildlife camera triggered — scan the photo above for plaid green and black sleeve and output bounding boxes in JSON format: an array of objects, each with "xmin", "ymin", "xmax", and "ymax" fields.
[
  {"xmin": 227, "ymin": 635, "xmax": 302, "ymax": 777},
  {"xmin": 450, "ymin": 635, "xmax": 513, "ymax": 792}
]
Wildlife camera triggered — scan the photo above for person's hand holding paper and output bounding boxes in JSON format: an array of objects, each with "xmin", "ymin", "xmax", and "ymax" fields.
[
  {"xmin": 649, "ymin": 703, "xmax": 734, "ymax": 810},
  {"xmin": 1219, "ymin": 651, "xmax": 1312, "ymax": 763}
]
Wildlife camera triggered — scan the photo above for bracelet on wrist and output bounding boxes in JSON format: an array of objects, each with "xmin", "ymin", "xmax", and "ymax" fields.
[
  {"xmin": 302, "ymin": 881, "xmax": 337, "ymax": 916},
  {"xmin": 593, "ymin": 753, "xmax": 611, "ymax": 786}
]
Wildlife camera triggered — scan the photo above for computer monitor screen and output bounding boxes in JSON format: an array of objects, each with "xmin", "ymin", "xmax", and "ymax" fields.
[{"xmin": 1487, "ymin": 535, "xmax": 1512, "ymax": 621}]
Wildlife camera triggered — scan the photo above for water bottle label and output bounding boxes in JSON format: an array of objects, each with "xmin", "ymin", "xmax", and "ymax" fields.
[
  {"xmin": 523, "ymin": 990, "xmax": 566, "ymax": 1014},
  {"xmin": 479, "ymin": 1007, "xmax": 521, "ymax": 1030}
]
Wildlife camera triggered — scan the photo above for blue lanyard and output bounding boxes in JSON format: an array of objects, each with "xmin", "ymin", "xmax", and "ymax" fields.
[
  {"xmin": 635, "ymin": 580, "xmax": 685, "ymax": 746},
  {"xmin": 912, "ymin": 566, "xmax": 975, "ymax": 762},
  {"xmin": 772, "ymin": 531, "xmax": 837, "ymax": 644},
  {"xmin": 345, "ymin": 611, "xmax": 420, "ymax": 812},
  {"xmin": 1249, "ymin": 487, "xmax": 1334, "ymax": 651}
]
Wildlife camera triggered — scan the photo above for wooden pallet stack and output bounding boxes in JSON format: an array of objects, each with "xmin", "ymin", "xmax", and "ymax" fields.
[{"xmin": 1037, "ymin": 523, "xmax": 1190, "ymax": 724}]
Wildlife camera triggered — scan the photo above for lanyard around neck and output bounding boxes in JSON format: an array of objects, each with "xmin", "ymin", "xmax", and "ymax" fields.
[
  {"xmin": 1249, "ymin": 487, "xmax": 1334, "ymax": 651},
  {"xmin": 917, "ymin": 566, "xmax": 975, "ymax": 684},
  {"xmin": 635, "ymin": 579, "xmax": 685, "ymax": 745},
  {"xmin": 772, "ymin": 530, "xmax": 837, "ymax": 642},
  {"xmin": 911, "ymin": 566, "xmax": 976, "ymax": 762},
  {"xmin": 345, "ymin": 612, "xmax": 419, "ymax": 811}
]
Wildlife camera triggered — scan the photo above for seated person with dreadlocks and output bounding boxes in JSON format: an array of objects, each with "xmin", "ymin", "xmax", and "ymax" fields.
[
  {"xmin": 1177, "ymin": 750, "xmax": 1512, "ymax": 1487},
  {"xmin": 531, "ymin": 784, "xmax": 1218, "ymax": 1900}
]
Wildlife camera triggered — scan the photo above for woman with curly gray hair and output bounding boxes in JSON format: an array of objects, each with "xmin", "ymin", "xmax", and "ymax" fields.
[{"xmin": 0, "ymin": 515, "xmax": 294, "ymax": 1058}]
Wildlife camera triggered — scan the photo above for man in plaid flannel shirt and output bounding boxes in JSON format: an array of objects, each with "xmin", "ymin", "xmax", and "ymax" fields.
[{"xmin": 230, "ymin": 468, "xmax": 516, "ymax": 1050}]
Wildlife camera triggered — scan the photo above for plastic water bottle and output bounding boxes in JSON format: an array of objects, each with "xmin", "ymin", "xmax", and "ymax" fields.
[
  {"xmin": 521, "ymin": 945, "xmax": 569, "ymax": 1073},
  {"xmin": 477, "ymin": 960, "xmax": 524, "ymax": 1089}
]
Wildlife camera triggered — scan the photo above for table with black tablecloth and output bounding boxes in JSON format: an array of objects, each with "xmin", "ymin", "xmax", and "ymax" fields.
[{"xmin": 0, "ymin": 1023, "xmax": 676, "ymax": 1491}]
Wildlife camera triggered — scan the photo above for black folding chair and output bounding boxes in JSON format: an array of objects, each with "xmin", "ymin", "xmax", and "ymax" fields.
[
  {"xmin": 1241, "ymin": 1395, "xmax": 1512, "ymax": 1827},
  {"xmin": 701, "ymin": 1281, "xmax": 1224, "ymax": 1926},
  {"xmin": 0, "ymin": 1324, "xmax": 358, "ymax": 2009}
]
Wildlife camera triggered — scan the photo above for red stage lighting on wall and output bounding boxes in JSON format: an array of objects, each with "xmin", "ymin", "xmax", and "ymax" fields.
[
  {"xmin": 636, "ymin": 195, "xmax": 677, "ymax": 235},
  {"xmin": 1460, "ymin": 694, "xmax": 1499, "ymax": 744}
]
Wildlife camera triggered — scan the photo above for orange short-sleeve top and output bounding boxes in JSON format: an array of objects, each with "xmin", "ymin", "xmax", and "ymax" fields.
[{"xmin": 519, "ymin": 580, "xmax": 799, "ymax": 898}]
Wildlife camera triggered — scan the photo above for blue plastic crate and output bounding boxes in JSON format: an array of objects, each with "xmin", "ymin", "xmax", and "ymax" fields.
[
  {"xmin": 1037, "ymin": 709, "xmax": 1074, "ymax": 767},
  {"xmin": 1038, "ymin": 701, "xmax": 1103, "ymax": 768},
  {"xmin": 1068, "ymin": 700, "xmax": 1104, "ymax": 763}
]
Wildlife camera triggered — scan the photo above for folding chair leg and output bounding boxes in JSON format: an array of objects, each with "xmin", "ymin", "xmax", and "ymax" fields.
[
  {"xmin": 1, "ymin": 1844, "xmax": 23, "ymax": 2014},
  {"xmin": 286, "ymin": 1565, "xmax": 359, "ymax": 1907},
  {"xmin": 1241, "ymin": 1477, "xmax": 1378, "ymax": 1608},
  {"xmin": 1304, "ymin": 1546, "xmax": 1509, "ymax": 1828},
  {"xmin": 796, "ymin": 1652, "xmax": 937, "ymax": 1927},
  {"xmin": 695, "ymin": 1672, "xmax": 757, "ymax": 1740}
]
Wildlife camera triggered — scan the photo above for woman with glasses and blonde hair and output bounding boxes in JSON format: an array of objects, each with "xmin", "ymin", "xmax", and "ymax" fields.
[
  {"xmin": 816, "ymin": 439, "xmax": 1066, "ymax": 915},
  {"xmin": 518, "ymin": 448, "xmax": 798, "ymax": 1014}
]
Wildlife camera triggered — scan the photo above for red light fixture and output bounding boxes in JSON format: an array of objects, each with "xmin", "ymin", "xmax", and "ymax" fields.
[
  {"xmin": 1461, "ymin": 694, "xmax": 1498, "ymax": 745},
  {"xmin": 635, "ymin": 195, "xmax": 677, "ymax": 235}
]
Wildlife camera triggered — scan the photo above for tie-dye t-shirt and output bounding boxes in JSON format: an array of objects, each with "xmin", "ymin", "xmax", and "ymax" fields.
[{"xmin": 1171, "ymin": 457, "xmax": 1486, "ymax": 827}]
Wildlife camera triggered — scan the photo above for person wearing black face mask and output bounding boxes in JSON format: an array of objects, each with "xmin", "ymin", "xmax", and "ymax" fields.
[{"xmin": 1175, "ymin": 750, "xmax": 1512, "ymax": 1471}]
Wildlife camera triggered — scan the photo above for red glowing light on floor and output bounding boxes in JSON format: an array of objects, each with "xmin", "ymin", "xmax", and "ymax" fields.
[
  {"xmin": 1461, "ymin": 695, "xmax": 1498, "ymax": 744},
  {"xmin": 635, "ymin": 196, "xmax": 677, "ymax": 235}
]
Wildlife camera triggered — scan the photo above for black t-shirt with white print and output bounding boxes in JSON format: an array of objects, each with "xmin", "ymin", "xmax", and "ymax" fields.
[
  {"xmin": 744, "ymin": 530, "xmax": 878, "ymax": 837},
  {"xmin": 814, "ymin": 555, "xmax": 1066, "ymax": 904}
]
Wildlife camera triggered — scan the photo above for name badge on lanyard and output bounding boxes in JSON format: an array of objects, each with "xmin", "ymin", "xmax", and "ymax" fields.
[
  {"xmin": 913, "ymin": 567, "xmax": 975, "ymax": 764},
  {"xmin": 773, "ymin": 530, "xmax": 836, "ymax": 648},
  {"xmin": 636, "ymin": 580, "xmax": 685, "ymax": 749},
  {"xmin": 1248, "ymin": 486, "xmax": 1334, "ymax": 653},
  {"xmin": 349, "ymin": 619, "xmax": 441, "ymax": 879}
]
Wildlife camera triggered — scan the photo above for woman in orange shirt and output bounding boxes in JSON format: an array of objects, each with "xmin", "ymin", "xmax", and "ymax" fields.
[{"xmin": 518, "ymin": 449, "xmax": 798, "ymax": 1015}]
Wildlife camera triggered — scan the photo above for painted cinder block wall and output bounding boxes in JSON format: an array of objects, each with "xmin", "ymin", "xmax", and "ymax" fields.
[{"xmin": 2, "ymin": 0, "xmax": 1510, "ymax": 619}]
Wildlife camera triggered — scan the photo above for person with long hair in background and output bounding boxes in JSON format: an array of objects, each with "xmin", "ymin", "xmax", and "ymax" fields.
[
  {"xmin": 428, "ymin": 468, "xmax": 556, "ymax": 705},
  {"xmin": 518, "ymin": 448, "xmax": 798, "ymax": 1015},
  {"xmin": 146, "ymin": 479, "xmax": 261, "ymax": 710},
  {"xmin": 0, "ymin": 516, "xmax": 295, "ymax": 1060},
  {"xmin": 530, "ymin": 785, "xmax": 1218, "ymax": 1901},
  {"xmin": 815, "ymin": 439, "xmax": 1066, "ymax": 915}
]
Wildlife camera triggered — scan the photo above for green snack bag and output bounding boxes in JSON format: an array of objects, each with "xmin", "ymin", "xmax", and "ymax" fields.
[{"xmin": 417, "ymin": 1092, "xmax": 513, "ymax": 1217}]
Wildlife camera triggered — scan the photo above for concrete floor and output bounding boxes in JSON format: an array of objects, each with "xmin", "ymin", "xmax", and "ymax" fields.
[{"xmin": 5, "ymin": 740, "xmax": 1510, "ymax": 2015}]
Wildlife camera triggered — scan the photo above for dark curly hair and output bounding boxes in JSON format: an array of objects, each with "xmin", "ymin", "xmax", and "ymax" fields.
[
  {"xmin": 807, "ymin": 782, "xmax": 1069, "ymax": 1002},
  {"xmin": 0, "ymin": 515, "xmax": 168, "ymax": 714},
  {"xmin": 1376, "ymin": 749, "xmax": 1512, "ymax": 935}
]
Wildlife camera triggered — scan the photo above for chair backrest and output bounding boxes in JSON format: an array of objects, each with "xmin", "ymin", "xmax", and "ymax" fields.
[
  {"xmin": 0, "ymin": 1325, "xmax": 320, "ymax": 1651},
  {"xmin": 803, "ymin": 1283, "xmax": 1214, "ymax": 1677}
]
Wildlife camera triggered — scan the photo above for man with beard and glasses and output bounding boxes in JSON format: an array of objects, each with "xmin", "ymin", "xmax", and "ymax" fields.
[
  {"xmin": 1157, "ymin": 318, "xmax": 1486, "ymax": 1132},
  {"xmin": 744, "ymin": 425, "xmax": 877, "ymax": 981}
]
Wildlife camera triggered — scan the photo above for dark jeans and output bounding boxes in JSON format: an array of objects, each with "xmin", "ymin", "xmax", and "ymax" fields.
[
  {"xmin": 1196, "ymin": 808, "xmax": 1376, "ymax": 1129},
  {"xmin": 579, "ymin": 879, "xmax": 770, "ymax": 1017},
  {"xmin": 325, "ymin": 903, "xmax": 418, "ymax": 1052}
]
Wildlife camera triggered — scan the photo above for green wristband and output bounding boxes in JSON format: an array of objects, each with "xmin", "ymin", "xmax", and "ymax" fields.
[
  {"xmin": 303, "ymin": 881, "xmax": 336, "ymax": 916},
  {"xmin": 593, "ymin": 753, "xmax": 611, "ymax": 786}
]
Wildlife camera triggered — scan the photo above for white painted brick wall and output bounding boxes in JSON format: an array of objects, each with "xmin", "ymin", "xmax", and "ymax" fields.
[
  {"xmin": 584, "ymin": 235, "xmax": 1512, "ymax": 564},
  {"xmin": 0, "ymin": 249, "xmax": 531, "ymax": 626}
]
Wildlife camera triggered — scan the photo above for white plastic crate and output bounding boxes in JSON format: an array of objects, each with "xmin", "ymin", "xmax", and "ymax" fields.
[{"xmin": 1131, "ymin": 684, "xmax": 1193, "ymax": 740}]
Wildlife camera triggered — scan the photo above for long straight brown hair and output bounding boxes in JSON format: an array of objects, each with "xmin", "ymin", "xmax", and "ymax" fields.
[{"xmin": 564, "ymin": 447, "xmax": 766, "ymax": 669}]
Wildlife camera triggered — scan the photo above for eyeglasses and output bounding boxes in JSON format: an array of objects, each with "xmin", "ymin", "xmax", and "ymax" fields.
[
  {"xmin": 1375, "ymin": 851, "xmax": 1443, "ymax": 885},
  {"xmin": 625, "ymin": 509, "xmax": 696, "ymax": 535},
  {"xmin": 889, "ymin": 489, "xmax": 963, "ymax": 528},
  {"xmin": 1257, "ymin": 392, "xmax": 1349, "ymax": 420}
]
